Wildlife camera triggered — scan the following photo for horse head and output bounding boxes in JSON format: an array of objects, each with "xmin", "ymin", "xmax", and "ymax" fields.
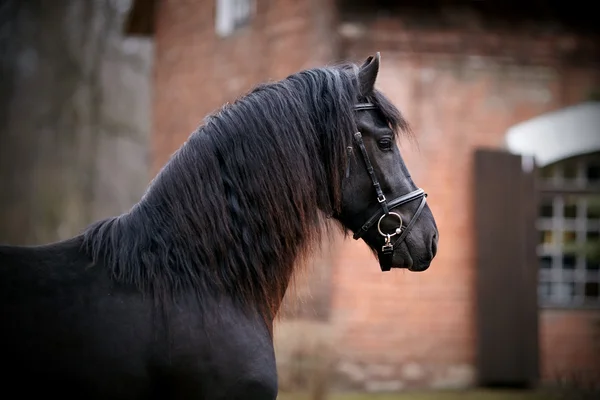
[{"xmin": 335, "ymin": 53, "xmax": 439, "ymax": 272}]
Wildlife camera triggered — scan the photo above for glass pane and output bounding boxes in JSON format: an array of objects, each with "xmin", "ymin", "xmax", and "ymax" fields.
[
  {"xmin": 587, "ymin": 196, "xmax": 600, "ymax": 219},
  {"xmin": 563, "ymin": 161, "xmax": 578, "ymax": 181},
  {"xmin": 584, "ymin": 282, "xmax": 599, "ymax": 299},
  {"xmin": 586, "ymin": 163, "xmax": 600, "ymax": 184},
  {"xmin": 562, "ymin": 254, "xmax": 576, "ymax": 270},
  {"xmin": 539, "ymin": 199, "xmax": 553, "ymax": 218},
  {"xmin": 540, "ymin": 230, "xmax": 553, "ymax": 245},
  {"xmin": 564, "ymin": 197, "xmax": 578, "ymax": 219},
  {"xmin": 540, "ymin": 165, "xmax": 556, "ymax": 180},
  {"xmin": 585, "ymin": 231, "xmax": 600, "ymax": 270},
  {"xmin": 586, "ymin": 231, "xmax": 600, "ymax": 270},
  {"xmin": 563, "ymin": 231, "xmax": 577, "ymax": 245},
  {"xmin": 586, "ymin": 256, "xmax": 600, "ymax": 271},
  {"xmin": 539, "ymin": 255, "xmax": 552, "ymax": 269}
]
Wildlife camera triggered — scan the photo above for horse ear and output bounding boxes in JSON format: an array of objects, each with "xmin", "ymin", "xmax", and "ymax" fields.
[{"xmin": 358, "ymin": 52, "xmax": 380, "ymax": 95}]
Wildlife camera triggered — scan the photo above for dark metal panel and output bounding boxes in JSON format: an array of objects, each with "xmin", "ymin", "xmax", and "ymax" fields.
[
  {"xmin": 519, "ymin": 158, "xmax": 541, "ymax": 386},
  {"xmin": 474, "ymin": 148, "xmax": 539, "ymax": 387}
]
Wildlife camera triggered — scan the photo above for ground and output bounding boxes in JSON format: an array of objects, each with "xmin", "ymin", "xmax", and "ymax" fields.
[{"xmin": 278, "ymin": 389, "xmax": 569, "ymax": 400}]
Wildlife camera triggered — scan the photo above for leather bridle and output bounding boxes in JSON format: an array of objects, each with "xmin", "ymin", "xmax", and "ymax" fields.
[{"xmin": 350, "ymin": 102, "xmax": 428, "ymax": 272}]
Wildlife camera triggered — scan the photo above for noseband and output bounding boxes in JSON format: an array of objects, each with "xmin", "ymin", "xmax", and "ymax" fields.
[{"xmin": 350, "ymin": 102, "xmax": 428, "ymax": 271}]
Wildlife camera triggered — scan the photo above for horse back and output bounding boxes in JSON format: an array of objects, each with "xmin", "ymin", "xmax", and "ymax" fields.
[{"xmin": 0, "ymin": 237, "xmax": 159, "ymax": 399}]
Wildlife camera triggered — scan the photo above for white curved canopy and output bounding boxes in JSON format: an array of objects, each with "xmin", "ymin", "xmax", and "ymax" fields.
[{"xmin": 505, "ymin": 102, "xmax": 600, "ymax": 167}]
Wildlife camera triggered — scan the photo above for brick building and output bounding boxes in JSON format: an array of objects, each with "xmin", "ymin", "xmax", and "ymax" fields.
[{"xmin": 125, "ymin": 0, "xmax": 600, "ymax": 391}]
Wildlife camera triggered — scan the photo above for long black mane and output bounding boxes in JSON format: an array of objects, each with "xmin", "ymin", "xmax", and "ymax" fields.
[{"xmin": 82, "ymin": 62, "xmax": 408, "ymax": 320}]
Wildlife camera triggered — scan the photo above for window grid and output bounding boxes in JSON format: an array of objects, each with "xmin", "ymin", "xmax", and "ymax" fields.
[{"xmin": 537, "ymin": 153, "xmax": 600, "ymax": 308}]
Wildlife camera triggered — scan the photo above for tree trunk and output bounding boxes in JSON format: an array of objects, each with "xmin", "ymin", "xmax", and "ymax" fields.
[{"xmin": 0, "ymin": 0, "xmax": 152, "ymax": 245}]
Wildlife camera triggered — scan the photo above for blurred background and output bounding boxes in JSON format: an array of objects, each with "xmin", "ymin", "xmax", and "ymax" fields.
[{"xmin": 0, "ymin": 0, "xmax": 599, "ymax": 399}]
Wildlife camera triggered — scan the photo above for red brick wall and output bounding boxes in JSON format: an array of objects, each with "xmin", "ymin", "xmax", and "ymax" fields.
[
  {"xmin": 540, "ymin": 310, "xmax": 600, "ymax": 384},
  {"xmin": 152, "ymin": 0, "xmax": 338, "ymax": 174},
  {"xmin": 330, "ymin": 21, "xmax": 600, "ymax": 389}
]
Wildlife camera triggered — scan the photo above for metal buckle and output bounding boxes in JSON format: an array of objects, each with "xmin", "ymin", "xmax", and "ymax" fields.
[{"xmin": 382, "ymin": 234, "xmax": 394, "ymax": 252}]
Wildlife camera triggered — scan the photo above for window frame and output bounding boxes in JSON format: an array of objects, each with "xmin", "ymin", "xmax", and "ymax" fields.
[{"xmin": 536, "ymin": 151, "xmax": 600, "ymax": 309}]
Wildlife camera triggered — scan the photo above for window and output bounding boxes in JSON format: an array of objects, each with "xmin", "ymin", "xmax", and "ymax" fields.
[
  {"xmin": 215, "ymin": 0, "xmax": 255, "ymax": 37},
  {"xmin": 537, "ymin": 152, "xmax": 600, "ymax": 308}
]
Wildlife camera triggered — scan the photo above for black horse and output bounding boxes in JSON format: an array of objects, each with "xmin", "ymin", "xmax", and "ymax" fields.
[{"xmin": 0, "ymin": 53, "xmax": 438, "ymax": 399}]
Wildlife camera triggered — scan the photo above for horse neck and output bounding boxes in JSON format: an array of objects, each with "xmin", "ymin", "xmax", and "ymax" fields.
[{"xmin": 118, "ymin": 131, "xmax": 324, "ymax": 321}]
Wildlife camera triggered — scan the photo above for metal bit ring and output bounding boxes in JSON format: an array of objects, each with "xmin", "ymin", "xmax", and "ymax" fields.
[{"xmin": 377, "ymin": 212, "xmax": 403, "ymax": 238}]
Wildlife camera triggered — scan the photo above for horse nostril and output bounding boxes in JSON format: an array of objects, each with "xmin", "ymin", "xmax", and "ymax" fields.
[{"xmin": 431, "ymin": 232, "xmax": 438, "ymax": 256}]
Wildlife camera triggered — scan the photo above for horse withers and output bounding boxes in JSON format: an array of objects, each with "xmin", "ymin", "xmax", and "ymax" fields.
[{"xmin": 0, "ymin": 53, "xmax": 438, "ymax": 399}]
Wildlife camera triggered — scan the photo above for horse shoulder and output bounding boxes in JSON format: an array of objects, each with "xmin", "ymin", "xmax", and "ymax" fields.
[{"xmin": 159, "ymin": 297, "xmax": 278, "ymax": 399}]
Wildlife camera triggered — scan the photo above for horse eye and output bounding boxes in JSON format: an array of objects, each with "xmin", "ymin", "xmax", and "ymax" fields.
[{"xmin": 378, "ymin": 138, "xmax": 393, "ymax": 150}]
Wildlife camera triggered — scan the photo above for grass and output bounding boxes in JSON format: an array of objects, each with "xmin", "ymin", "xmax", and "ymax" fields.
[{"xmin": 278, "ymin": 389, "xmax": 557, "ymax": 400}]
